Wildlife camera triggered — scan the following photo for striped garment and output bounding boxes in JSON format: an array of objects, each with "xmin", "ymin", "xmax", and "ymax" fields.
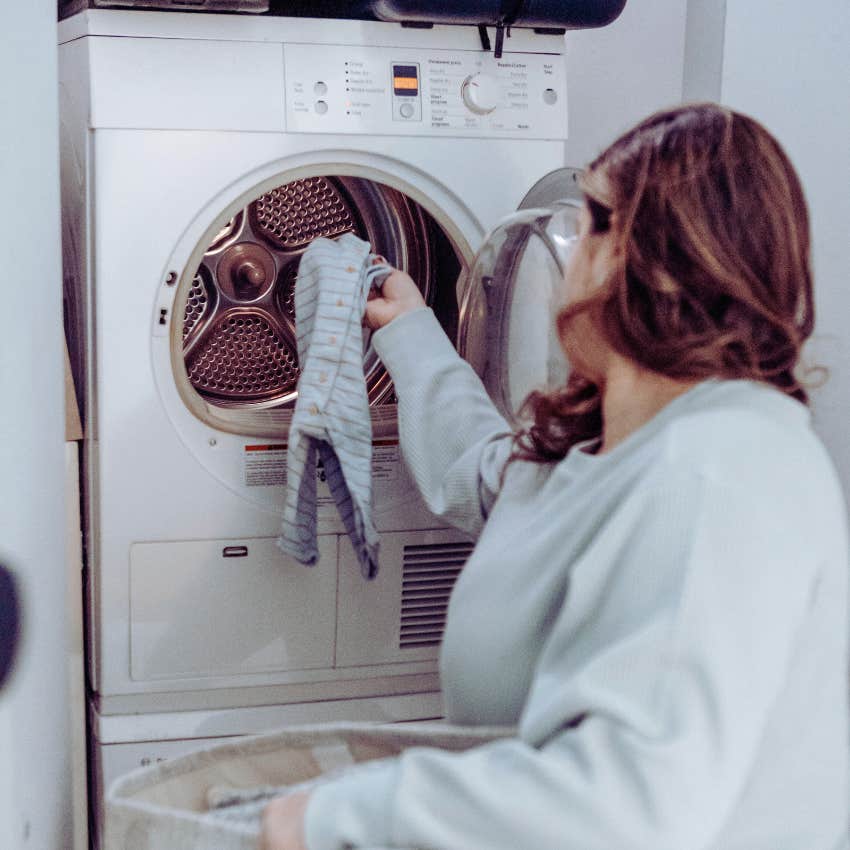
[{"xmin": 278, "ymin": 233, "xmax": 392, "ymax": 579}]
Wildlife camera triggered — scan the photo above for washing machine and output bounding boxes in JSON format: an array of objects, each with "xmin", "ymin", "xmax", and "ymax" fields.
[{"xmin": 57, "ymin": 8, "xmax": 574, "ymax": 838}]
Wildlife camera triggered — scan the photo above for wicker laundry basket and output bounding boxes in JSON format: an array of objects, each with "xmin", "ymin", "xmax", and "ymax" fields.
[{"xmin": 106, "ymin": 721, "xmax": 511, "ymax": 850}]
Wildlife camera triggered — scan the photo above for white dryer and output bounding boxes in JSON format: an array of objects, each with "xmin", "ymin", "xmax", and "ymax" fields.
[{"xmin": 58, "ymin": 8, "xmax": 572, "ymax": 832}]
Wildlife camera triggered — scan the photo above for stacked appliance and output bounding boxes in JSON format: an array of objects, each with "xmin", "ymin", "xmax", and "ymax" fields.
[
  {"xmin": 58, "ymin": 0, "xmax": 627, "ymax": 27},
  {"xmin": 59, "ymin": 0, "xmax": 270, "ymax": 14},
  {"xmin": 58, "ymin": 7, "xmax": 594, "ymax": 842}
]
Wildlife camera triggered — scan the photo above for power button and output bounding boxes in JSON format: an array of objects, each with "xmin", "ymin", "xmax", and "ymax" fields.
[{"xmin": 399, "ymin": 102, "xmax": 415, "ymax": 119}]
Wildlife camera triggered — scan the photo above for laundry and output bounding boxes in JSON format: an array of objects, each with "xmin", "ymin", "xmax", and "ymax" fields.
[
  {"xmin": 205, "ymin": 784, "xmax": 292, "ymax": 828},
  {"xmin": 205, "ymin": 742, "xmax": 358, "ymax": 828},
  {"xmin": 205, "ymin": 779, "xmax": 325, "ymax": 829},
  {"xmin": 278, "ymin": 233, "xmax": 393, "ymax": 579}
]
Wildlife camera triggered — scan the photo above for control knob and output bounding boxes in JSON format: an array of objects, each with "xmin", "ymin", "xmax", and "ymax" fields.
[{"xmin": 461, "ymin": 73, "xmax": 500, "ymax": 115}]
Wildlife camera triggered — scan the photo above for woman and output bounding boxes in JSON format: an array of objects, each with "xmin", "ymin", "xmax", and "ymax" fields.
[{"xmin": 262, "ymin": 104, "xmax": 849, "ymax": 850}]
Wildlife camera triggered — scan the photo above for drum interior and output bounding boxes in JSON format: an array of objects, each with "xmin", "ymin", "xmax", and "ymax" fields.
[{"xmin": 181, "ymin": 175, "xmax": 459, "ymax": 411}]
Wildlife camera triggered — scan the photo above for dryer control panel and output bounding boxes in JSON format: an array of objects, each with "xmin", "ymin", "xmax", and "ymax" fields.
[{"xmin": 284, "ymin": 43, "xmax": 567, "ymax": 140}]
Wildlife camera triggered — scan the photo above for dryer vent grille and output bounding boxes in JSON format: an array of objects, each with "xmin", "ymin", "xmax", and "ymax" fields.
[
  {"xmin": 183, "ymin": 274, "xmax": 210, "ymax": 341},
  {"xmin": 277, "ymin": 264, "xmax": 298, "ymax": 323},
  {"xmin": 399, "ymin": 541, "xmax": 473, "ymax": 649},
  {"xmin": 251, "ymin": 177, "xmax": 356, "ymax": 250},
  {"xmin": 186, "ymin": 312, "xmax": 299, "ymax": 399}
]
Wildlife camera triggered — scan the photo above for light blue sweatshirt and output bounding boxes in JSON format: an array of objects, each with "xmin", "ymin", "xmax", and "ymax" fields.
[{"xmin": 305, "ymin": 307, "xmax": 850, "ymax": 850}]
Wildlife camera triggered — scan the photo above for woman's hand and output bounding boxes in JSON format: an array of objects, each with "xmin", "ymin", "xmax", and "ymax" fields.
[
  {"xmin": 260, "ymin": 790, "xmax": 311, "ymax": 850},
  {"xmin": 365, "ymin": 267, "xmax": 426, "ymax": 330}
]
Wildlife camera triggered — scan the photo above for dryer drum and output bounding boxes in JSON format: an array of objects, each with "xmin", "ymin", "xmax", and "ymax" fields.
[{"xmin": 181, "ymin": 176, "xmax": 433, "ymax": 409}]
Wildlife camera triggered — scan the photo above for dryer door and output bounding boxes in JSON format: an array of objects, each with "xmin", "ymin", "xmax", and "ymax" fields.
[{"xmin": 459, "ymin": 200, "xmax": 581, "ymax": 425}]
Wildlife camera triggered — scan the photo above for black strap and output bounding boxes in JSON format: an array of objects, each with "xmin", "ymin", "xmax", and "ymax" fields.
[
  {"xmin": 478, "ymin": 0, "xmax": 527, "ymax": 58},
  {"xmin": 494, "ymin": 23, "xmax": 506, "ymax": 59},
  {"xmin": 0, "ymin": 565, "xmax": 20, "ymax": 690},
  {"xmin": 498, "ymin": 0, "xmax": 526, "ymax": 25},
  {"xmin": 493, "ymin": 0, "xmax": 526, "ymax": 58},
  {"xmin": 477, "ymin": 23, "xmax": 492, "ymax": 51}
]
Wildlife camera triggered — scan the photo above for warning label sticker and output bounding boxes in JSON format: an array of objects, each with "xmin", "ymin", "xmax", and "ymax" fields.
[
  {"xmin": 244, "ymin": 439, "xmax": 400, "ymax": 488},
  {"xmin": 372, "ymin": 440, "xmax": 400, "ymax": 481},
  {"xmin": 244, "ymin": 444, "xmax": 287, "ymax": 487}
]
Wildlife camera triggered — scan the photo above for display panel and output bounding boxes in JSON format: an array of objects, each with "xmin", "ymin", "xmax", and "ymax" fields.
[{"xmin": 392, "ymin": 63, "xmax": 420, "ymax": 96}]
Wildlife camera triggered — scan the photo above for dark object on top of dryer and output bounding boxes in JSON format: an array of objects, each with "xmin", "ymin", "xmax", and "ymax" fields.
[
  {"xmin": 0, "ymin": 564, "xmax": 20, "ymax": 691},
  {"xmin": 368, "ymin": 0, "xmax": 627, "ymax": 29},
  {"xmin": 268, "ymin": 0, "xmax": 625, "ymax": 29},
  {"xmin": 58, "ymin": 0, "xmax": 268, "ymax": 19},
  {"xmin": 267, "ymin": 0, "xmax": 379, "ymax": 18}
]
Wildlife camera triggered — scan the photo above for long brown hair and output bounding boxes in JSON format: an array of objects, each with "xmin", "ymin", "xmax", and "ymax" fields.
[{"xmin": 515, "ymin": 103, "xmax": 815, "ymax": 463}]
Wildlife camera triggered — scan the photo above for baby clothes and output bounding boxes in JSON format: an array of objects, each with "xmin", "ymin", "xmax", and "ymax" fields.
[{"xmin": 278, "ymin": 233, "xmax": 392, "ymax": 579}]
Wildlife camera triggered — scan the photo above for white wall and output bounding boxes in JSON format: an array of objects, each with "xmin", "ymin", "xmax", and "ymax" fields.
[
  {"xmin": 682, "ymin": 0, "xmax": 726, "ymax": 102},
  {"xmin": 570, "ymin": 0, "xmax": 850, "ymax": 516},
  {"xmin": 0, "ymin": 3, "xmax": 70, "ymax": 849},
  {"xmin": 564, "ymin": 0, "xmax": 690, "ymax": 167},
  {"xmin": 718, "ymin": 0, "xmax": 850, "ymax": 512}
]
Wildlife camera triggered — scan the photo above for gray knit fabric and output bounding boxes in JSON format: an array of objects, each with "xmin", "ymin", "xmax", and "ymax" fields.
[
  {"xmin": 205, "ymin": 762, "xmax": 370, "ymax": 828},
  {"xmin": 205, "ymin": 740, "xmax": 358, "ymax": 827},
  {"xmin": 205, "ymin": 778, "xmax": 325, "ymax": 827},
  {"xmin": 278, "ymin": 233, "xmax": 392, "ymax": 579}
]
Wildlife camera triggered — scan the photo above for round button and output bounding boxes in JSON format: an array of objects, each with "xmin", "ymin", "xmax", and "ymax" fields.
[
  {"xmin": 543, "ymin": 88, "xmax": 558, "ymax": 105},
  {"xmin": 315, "ymin": 100, "xmax": 328, "ymax": 115},
  {"xmin": 314, "ymin": 81, "xmax": 328, "ymax": 96},
  {"xmin": 461, "ymin": 73, "xmax": 500, "ymax": 115},
  {"xmin": 399, "ymin": 102, "xmax": 415, "ymax": 119}
]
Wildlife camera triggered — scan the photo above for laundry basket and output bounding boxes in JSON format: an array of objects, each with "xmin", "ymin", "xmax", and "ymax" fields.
[{"xmin": 106, "ymin": 721, "xmax": 511, "ymax": 850}]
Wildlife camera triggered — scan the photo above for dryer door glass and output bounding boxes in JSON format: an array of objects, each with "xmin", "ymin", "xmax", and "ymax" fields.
[{"xmin": 459, "ymin": 202, "xmax": 580, "ymax": 425}]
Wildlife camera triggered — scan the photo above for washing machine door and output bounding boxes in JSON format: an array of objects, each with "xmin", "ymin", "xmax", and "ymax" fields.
[{"xmin": 459, "ymin": 200, "xmax": 581, "ymax": 425}]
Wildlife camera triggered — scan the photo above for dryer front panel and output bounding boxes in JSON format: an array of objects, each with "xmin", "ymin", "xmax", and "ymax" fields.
[
  {"xmin": 64, "ymin": 12, "xmax": 572, "ymax": 712},
  {"xmin": 85, "ymin": 129, "xmax": 566, "ymax": 703},
  {"xmin": 129, "ymin": 536, "xmax": 338, "ymax": 680}
]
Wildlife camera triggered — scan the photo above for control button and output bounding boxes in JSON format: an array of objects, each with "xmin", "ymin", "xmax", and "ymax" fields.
[
  {"xmin": 543, "ymin": 87, "xmax": 558, "ymax": 105},
  {"xmin": 399, "ymin": 102, "xmax": 415, "ymax": 119},
  {"xmin": 315, "ymin": 100, "xmax": 328, "ymax": 115},
  {"xmin": 314, "ymin": 81, "xmax": 328, "ymax": 96},
  {"xmin": 461, "ymin": 73, "xmax": 500, "ymax": 115}
]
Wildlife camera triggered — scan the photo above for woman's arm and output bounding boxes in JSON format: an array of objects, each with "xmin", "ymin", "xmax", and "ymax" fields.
[
  {"xmin": 368, "ymin": 271, "xmax": 515, "ymax": 537},
  {"xmin": 294, "ymin": 471, "xmax": 836, "ymax": 850}
]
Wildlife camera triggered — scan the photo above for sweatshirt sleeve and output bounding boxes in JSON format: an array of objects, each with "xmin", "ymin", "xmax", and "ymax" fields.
[
  {"xmin": 371, "ymin": 308, "xmax": 514, "ymax": 537},
  {"xmin": 304, "ymin": 470, "xmax": 824, "ymax": 850}
]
